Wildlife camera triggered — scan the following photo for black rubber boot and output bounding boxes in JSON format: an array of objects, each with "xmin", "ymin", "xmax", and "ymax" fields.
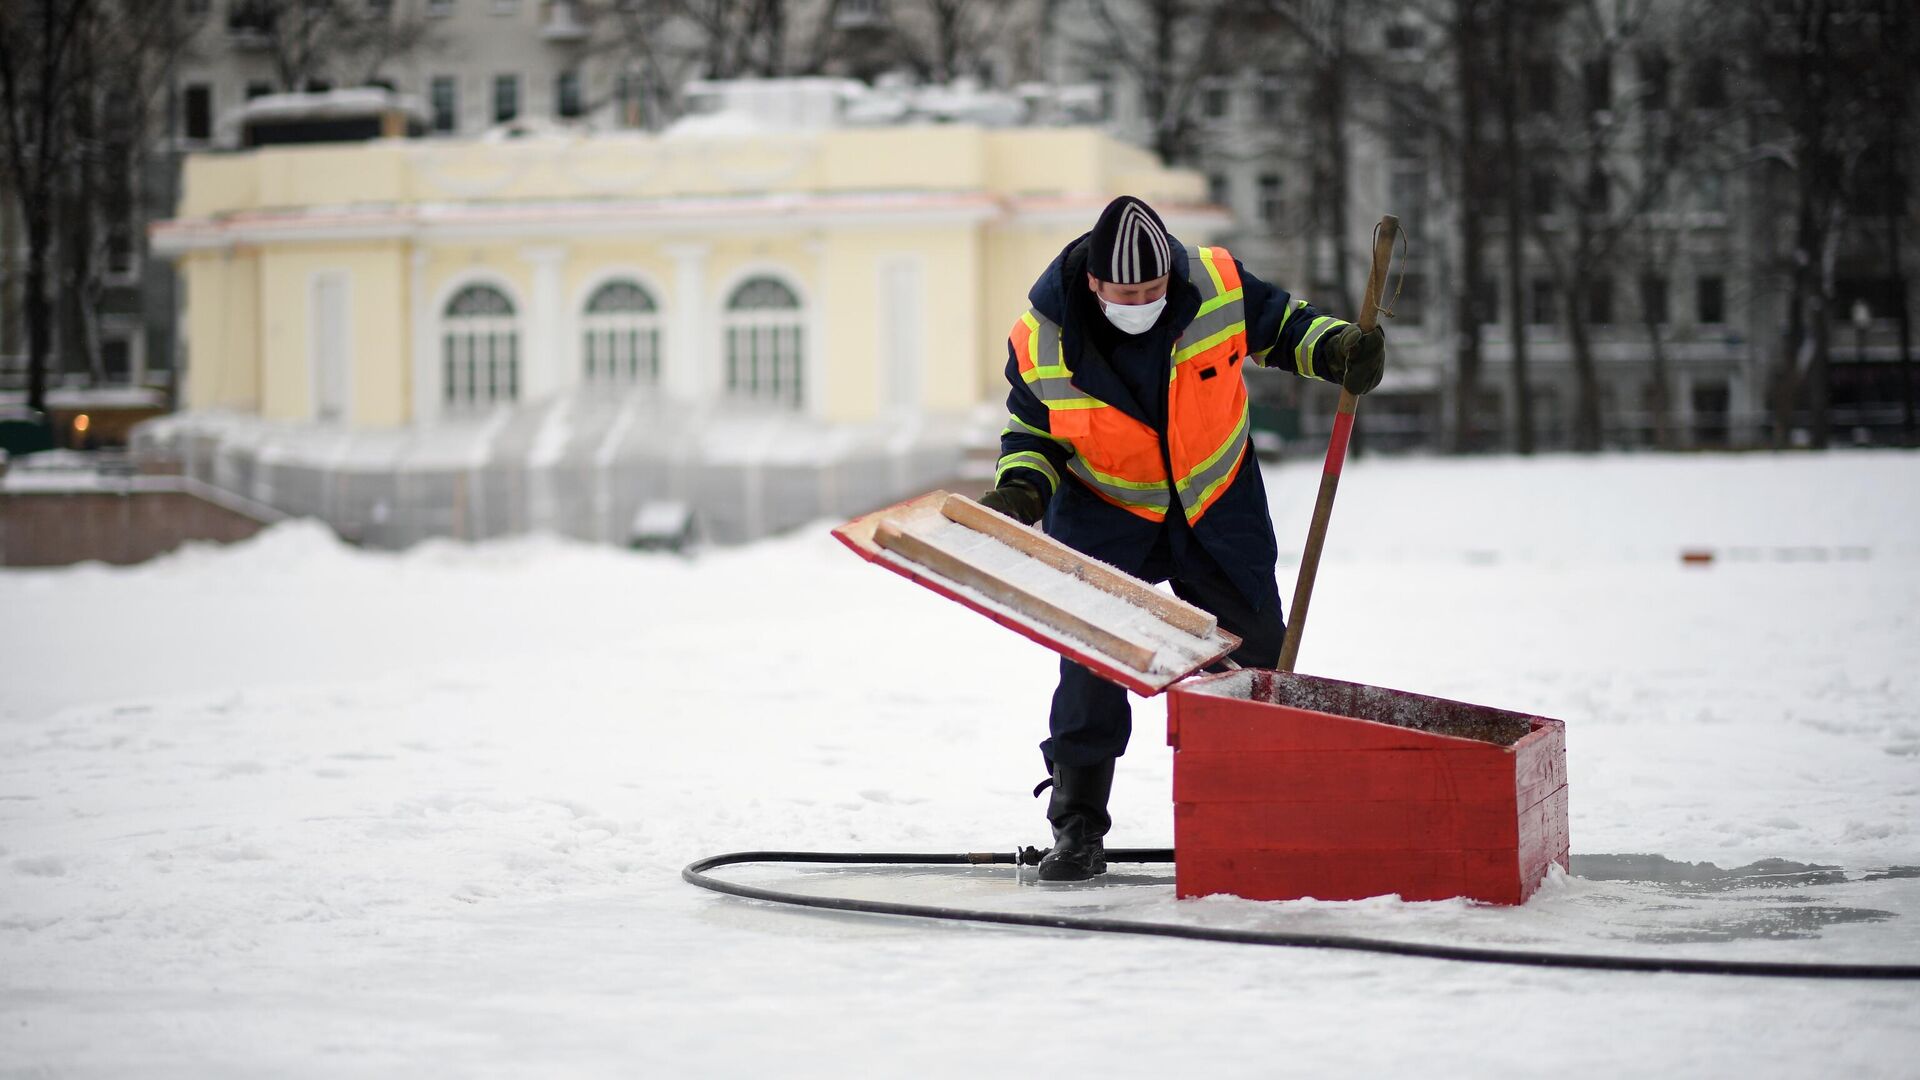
[{"xmin": 1037, "ymin": 760, "xmax": 1115, "ymax": 882}]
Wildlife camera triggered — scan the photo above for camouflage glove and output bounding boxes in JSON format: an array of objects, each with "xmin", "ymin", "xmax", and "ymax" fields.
[
  {"xmin": 978, "ymin": 478, "xmax": 1045, "ymax": 526},
  {"xmin": 1327, "ymin": 323, "xmax": 1386, "ymax": 395}
]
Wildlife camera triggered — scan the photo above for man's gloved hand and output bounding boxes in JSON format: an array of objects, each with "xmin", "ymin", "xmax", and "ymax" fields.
[
  {"xmin": 1327, "ymin": 323, "xmax": 1386, "ymax": 395},
  {"xmin": 978, "ymin": 478, "xmax": 1045, "ymax": 526}
]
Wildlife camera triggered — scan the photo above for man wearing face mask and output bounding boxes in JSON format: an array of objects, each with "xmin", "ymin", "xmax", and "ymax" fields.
[{"xmin": 980, "ymin": 194, "xmax": 1386, "ymax": 882}]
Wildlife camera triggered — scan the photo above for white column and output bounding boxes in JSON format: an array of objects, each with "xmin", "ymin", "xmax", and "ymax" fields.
[
  {"xmin": 409, "ymin": 246, "xmax": 437, "ymax": 425},
  {"xmin": 663, "ymin": 243, "xmax": 711, "ymax": 403},
  {"xmin": 521, "ymin": 245, "xmax": 567, "ymax": 400},
  {"xmin": 805, "ymin": 237, "xmax": 829, "ymax": 421}
]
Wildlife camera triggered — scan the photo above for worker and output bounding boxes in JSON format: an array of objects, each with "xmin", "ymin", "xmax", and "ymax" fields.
[{"xmin": 981, "ymin": 194, "xmax": 1385, "ymax": 882}]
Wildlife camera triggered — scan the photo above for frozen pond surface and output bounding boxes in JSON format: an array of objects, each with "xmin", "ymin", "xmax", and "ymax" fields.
[{"xmin": 4, "ymin": 450, "xmax": 1919, "ymax": 1077}]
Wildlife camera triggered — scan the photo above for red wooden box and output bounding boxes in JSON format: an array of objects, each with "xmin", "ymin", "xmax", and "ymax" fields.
[{"xmin": 1167, "ymin": 669, "xmax": 1568, "ymax": 905}]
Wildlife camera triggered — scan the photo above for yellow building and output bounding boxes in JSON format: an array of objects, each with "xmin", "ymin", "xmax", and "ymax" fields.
[{"xmin": 148, "ymin": 104, "xmax": 1224, "ymax": 545}]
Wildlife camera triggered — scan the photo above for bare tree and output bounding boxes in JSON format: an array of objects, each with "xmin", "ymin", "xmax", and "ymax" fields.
[
  {"xmin": 224, "ymin": 0, "xmax": 437, "ymax": 93},
  {"xmin": 1718, "ymin": 0, "xmax": 1888, "ymax": 449},
  {"xmin": 0, "ymin": 0, "xmax": 98, "ymax": 418},
  {"xmin": 1522, "ymin": 0, "xmax": 1711, "ymax": 451},
  {"xmin": 886, "ymin": 0, "xmax": 1023, "ymax": 83},
  {"xmin": 1076, "ymin": 0, "xmax": 1248, "ymax": 165}
]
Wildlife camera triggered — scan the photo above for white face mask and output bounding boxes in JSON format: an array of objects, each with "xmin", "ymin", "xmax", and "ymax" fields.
[{"xmin": 1101, "ymin": 295, "xmax": 1168, "ymax": 335}]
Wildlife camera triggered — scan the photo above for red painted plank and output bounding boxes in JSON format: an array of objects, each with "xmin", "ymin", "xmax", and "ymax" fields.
[
  {"xmin": 1516, "ymin": 786, "xmax": 1570, "ymax": 868},
  {"xmin": 1174, "ymin": 799, "xmax": 1522, "ymax": 853},
  {"xmin": 1512, "ymin": 721, "xmax": 1567, "ymax": 809},
  {"xmin": 1171, "ymin": 749, "xmax": 1520, "ymax": 806},
  {"xmin": 1175, "ymin": 848, "xmax": 1528, "ymax": 903}
]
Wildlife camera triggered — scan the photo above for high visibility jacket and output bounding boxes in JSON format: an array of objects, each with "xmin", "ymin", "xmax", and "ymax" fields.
[
  {"xmin": 993, "ymin": 234, "xmax": 1350, "ymax": 612},
  {"xmin": 1009, "ymin": 245, "xmax": 1253, "ymax": 524}
]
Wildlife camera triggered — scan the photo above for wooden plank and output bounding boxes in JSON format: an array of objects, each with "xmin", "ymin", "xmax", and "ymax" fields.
[
  {"xmin": 1171, "ymin": 749, "xmax": 1521, "ymax": 806},
  {"xmin": 1176, "ymin": 848, "xmax": 1527, "ymax": 904},
  {"xmin": 1174, "ymin": 798, "xmax": 1521, "ymax": 853},
  {"xmin": 938, "ymin": 493, "xmax": 1218, "ymax": 637},
  {"xmin": 1512, "ymin": 721, "xmax": 1567, "ymax": 810},
  {"xmin": 872, "ymin": 518, "xmax": 1158, "ymax": 672}
]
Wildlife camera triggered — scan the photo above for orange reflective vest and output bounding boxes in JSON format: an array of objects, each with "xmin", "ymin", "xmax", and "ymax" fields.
[{"xmin": 1006, "ymin": 244, "xmax": 1251, "ymax": 525}]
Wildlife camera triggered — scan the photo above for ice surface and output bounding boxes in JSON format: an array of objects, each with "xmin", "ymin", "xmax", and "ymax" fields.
[{"xmin": 3, "ymin": 450, "xmax": 1919, "ymax": 1077}]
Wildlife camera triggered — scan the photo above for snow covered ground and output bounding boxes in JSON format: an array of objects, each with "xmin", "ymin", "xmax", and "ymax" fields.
[{"xmin": 4, "ymin": 450, "xmax": 1918, "ymax": 1077}]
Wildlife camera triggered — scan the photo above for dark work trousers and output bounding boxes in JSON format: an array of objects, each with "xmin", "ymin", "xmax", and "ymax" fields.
[{"xmin": 1041, "ymin": 525, "xmax": 1286, "ymax": 769}]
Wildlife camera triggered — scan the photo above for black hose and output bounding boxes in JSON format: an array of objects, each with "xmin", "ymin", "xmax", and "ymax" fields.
[{"xmin": 682, "ymin": 848, "xmax": 1920, "ymax": 981}]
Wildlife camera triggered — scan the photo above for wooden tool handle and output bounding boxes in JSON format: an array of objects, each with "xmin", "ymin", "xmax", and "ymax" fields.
[{"xmin": 1277, "ymin": 214, "xmax": 1398, "ymax": 673}]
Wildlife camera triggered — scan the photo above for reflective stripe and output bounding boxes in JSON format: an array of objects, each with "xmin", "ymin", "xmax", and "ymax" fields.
[
  {"xmin": 1174, "ymin": 293, "xmax": 1247, "ymax": 365},
  {"xmin": 1066, "ymin": 457, "xmax": 1173, "ymax": 516},
  {"xmin": 1255, "ymin": 298, "xmax": 1308, "ymax": 365},
  {"xmin": 1294, "ymin": 315, "xmax": 1340, "ymax": 379},
  {"xmin": 997, "ymin": 449, "xmax": 1060, "ymax": 490},
  {"xmin": 1173, "ymin": 405, "xmax": 1250, "ymax": 520},
  {"xmin": 1004, "ymin": 415, "xmax": 1070, "ymax": 445}
]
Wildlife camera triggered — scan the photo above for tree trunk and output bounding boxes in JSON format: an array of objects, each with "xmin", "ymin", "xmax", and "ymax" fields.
[
  {"xmin": 1564, "ymin": 299, "xmax": 1602, "ymax": 451},
  {"xmin": 1497, "ymin": 0, "xmax": 1532, "ymax": 454},
  {"xmin": 1643, "ymin": 306, "xmax": 1672, "ymax": 449},
  {"xmin": 1450, "ymin": 0, "xmax": 1486, "ymax": 453},
  {"xmin": 23, "ymin": 221, "xmax": 52, "ymax": 416}
]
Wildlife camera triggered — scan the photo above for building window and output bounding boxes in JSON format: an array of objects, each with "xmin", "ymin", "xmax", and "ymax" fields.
[
  {"xmin": 430, "ymin": 76, "xmax": 457, "ymax": 133},
  {"xmin": 1583, "ymin": 58, "xmax": 1611, "ymax": 113},
  {"xmin": 1640, "ymin": 51, "xmax": 1671, "ymax": 109},
  {"xmin": 492, "ymin": 0, "xmax": 520, "ymax": 13},
  {"xmin": 1396, "ymin": 272, "xmax": 1424, "ymax": 326},
  {"xmin": 104, "ymin": 223, "xmax": 138, "ymax": 281},
  {"xmin": 183, "ymin": 83, "xmax": 212, "ymax": 140},
  {"xmin": 245, "ymin": 81, "xmax": 273, "ymax": 100},
  {"xmin": 1691, "ymin": 63, "xmax": 1728, "ymax": 108},
  {"xmin": 1390, "ymin": 164, "xmax": 1427, "ymax": 238},
  {"xmin": 1526, "ymin": 62, "xmax": 1555, "ymax": 114},
  {"xmin": 1384, "ymin": 23, "xmax": 1421, "ymax": 50},
  {"xmin": 1696, "ymin": 275, "xmax": 1725, "ymax": 325},
  {"xmin": 1257, "ymin": 172, "xmax": 1283, "ymax": 225},
  {"xmin": 582, "ymin": 280, "xmax": 661, "ymax": 385},
  {"xmin": 1475, "ymin": 277, "xmax": 1499, "ymax": 325},
  {"xmin": 1530, "ymin": 279, "xmax": 1559, "ymax": 326},
  {"xmin": 1587, "ymin": 276, "xmax": 1613, "ymax": 325},
  {"xmin": 555, "ymin": 70, "xmax": 583, "ymax": 119},
  {"xmin": 442, "ymin": 284, "xmax": 519, "ymax": 409},
  {"xmin": 1531, "ymin": 169, "xmax": 1557, "ymax": 215},
  {"xmin": 493, "ymin": 74, "xmax": 519, "ymax": 123},
  {"xmin": 1206, "ymin": 172, "xmax": 1230, "ymax": 209},
  {"xmin": 724, "ymin": 276, "xmax": 805, "ymax": 410},
  {"xmin": 427, "ymin": 0, "xmax": 454, "ymax": 15},
  {"xmin": 1200, "ymin": 80, "xmax": 1230, "ymax": 118},
  {"xmin": 1639, "ymin": 274, "xmax": 1669, "ymax": 325},
  {"xmin": 101, "ymin": 335, "xmax": 134, "ymax": 384},
  {"xmin": 836, "ymin": 0, "xmax": 882, "ymax": 28},
  {"xmin": 185, "ymin": 0, "xmax": 210, "ymax": 14},
  {"xmin": 1255, "ymin": 73, "xmax": 1283, "ymax": 116},
  {"xmin": 1585, "ymin": 169, "xmax": 1608, "ymax": 213}
]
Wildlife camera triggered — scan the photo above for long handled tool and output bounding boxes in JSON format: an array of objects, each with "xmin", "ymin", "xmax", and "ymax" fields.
[{"xmin": 1277, "ymin": 214, "xmax": 1399, "ymax": 673}]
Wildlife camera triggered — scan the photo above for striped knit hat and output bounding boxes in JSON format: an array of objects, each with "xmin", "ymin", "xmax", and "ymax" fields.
[{"xmin": 1088, "ymin": 195, "xmax": 1172, "ymax": 284}]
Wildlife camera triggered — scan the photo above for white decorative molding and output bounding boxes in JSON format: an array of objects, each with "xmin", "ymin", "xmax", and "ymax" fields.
[
  {"xmin": 520, "ymin": 245, "xmax": 567, "ymax": 401},
  {"xmin": 662, "ymin": 244, "xmax": 711, "ymax": 404}
]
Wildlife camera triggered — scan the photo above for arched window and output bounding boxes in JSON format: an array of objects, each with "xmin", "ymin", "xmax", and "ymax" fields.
[
  {"xmin": 582, "ymin": 279, "xmax": 661, "ymax": 386},
  {"xmin": 442, "ymin": 284, "xmax": 519, "ymax": 409},
  {"xmin": 723, "ymin": 275, "xmax": 804, "ymax": 409}
]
